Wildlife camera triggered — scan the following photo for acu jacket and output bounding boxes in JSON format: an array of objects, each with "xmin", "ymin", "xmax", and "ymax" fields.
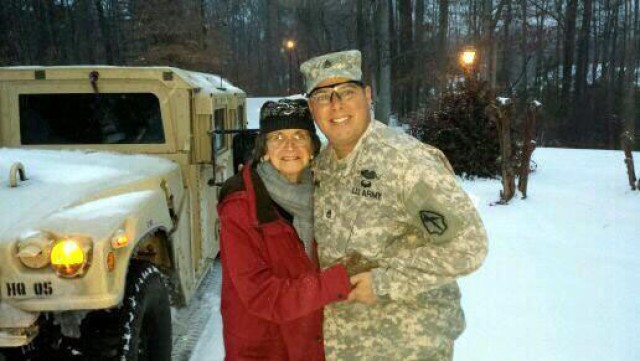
[{"xmin": 217, "ymin": 165, "xmax": 351, "ymax": 361}]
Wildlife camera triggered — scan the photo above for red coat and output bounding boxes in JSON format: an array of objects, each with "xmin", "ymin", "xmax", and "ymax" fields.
[{"xmin": 217, "ymin": 166, "xmax": 351, "ymax": 361}]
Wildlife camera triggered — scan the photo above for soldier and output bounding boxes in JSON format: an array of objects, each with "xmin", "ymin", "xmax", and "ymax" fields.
[{"xmin": 300, "ymin": 50, "xmax": 488, "ymax": 360}]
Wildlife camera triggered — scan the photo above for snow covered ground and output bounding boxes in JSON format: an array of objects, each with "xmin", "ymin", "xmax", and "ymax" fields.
[{"xmin": 190, "ymin": 146, "xmax": 640, "ymax": 361}]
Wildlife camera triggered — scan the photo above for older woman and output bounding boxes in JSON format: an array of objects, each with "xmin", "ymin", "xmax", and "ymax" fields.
[{"xmin": 217, "ymin": 99, "xmax": 351, "ymax": 361}]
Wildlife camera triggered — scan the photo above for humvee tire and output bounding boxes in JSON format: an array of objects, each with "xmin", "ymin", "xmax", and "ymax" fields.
[{"xmin": 79, "ymin": 263, "xmax": 171, "ymax": 361}]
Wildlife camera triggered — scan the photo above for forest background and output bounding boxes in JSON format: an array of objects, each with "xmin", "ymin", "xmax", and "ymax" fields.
[{"xmin": 2, "ymin": 0, "xmax": 639, "ymax": 149}]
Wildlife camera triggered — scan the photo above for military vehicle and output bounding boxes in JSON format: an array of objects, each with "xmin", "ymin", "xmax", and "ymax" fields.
[{"xmin": 0, "ymin": 66, "xmax": 249, "ymax": 360}]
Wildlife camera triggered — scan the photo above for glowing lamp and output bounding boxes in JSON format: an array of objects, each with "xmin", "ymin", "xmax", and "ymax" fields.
[
  {"xmin": 286, "ymin": 40, "xmax": 295, "ymax": 50},
  {"xmin": 51, "ymin": 240, "xmax": 86, "ymax": 277},
  {"xmin": 459, "ymin": 47, "xmax": 477, "ymax": 68},
  {"xmin": 112, "ymin": 234, "xmax": 129, "ymax": 248}
]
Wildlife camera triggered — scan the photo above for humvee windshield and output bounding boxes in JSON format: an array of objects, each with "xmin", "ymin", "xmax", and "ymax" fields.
[{"xmin": 19, "ymin": 93, "xmax": 165, "ymax": 145}]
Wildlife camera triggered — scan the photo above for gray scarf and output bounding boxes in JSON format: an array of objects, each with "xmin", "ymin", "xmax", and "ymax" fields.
[{"xmin": 256, "ymin": 162, "xmax": 315, "ymax": 259}]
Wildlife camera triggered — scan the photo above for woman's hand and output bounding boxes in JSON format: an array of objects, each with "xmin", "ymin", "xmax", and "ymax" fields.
[{"xmin": 348, "ymin": 272, "xmax": 377, "ymax": 305}]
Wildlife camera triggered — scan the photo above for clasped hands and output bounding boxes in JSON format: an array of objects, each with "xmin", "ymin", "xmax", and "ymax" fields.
[
  {"xmin": 348, "ymin": 271, "xmax": 377, "ymax": 305},
  {"xmin": 337, "ymin": 252, "xmax": 379, "ymax": 305}
]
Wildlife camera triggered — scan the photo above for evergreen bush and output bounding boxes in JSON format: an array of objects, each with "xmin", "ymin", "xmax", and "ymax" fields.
[{"xmin": 406, "ymin": 81, "xmax": 501, "ymax": 178}]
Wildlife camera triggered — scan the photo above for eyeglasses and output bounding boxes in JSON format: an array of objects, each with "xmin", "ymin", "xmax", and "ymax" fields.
[
  {"xmin": 266, "ymin": 131, "xmax": 311, "ymax": 148},
  {"xmin": 308, "ymin": 81, "xmax": 363, "ymax": 106}
]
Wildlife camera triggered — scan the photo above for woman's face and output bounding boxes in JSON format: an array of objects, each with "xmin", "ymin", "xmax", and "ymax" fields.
[{"xmin": 264, "ymin": 129, "xmax": 313, "ymax": 183}]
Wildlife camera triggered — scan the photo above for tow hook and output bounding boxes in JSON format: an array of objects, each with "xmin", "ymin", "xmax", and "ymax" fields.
[{"xmin": 9, "ymin": 162, "xmax": 27, "ymax": 187}]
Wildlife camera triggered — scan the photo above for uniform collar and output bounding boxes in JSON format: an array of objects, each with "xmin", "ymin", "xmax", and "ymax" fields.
[{"xmin": 327, "ymin": 119, "xmax": 377, "ymax": 175}]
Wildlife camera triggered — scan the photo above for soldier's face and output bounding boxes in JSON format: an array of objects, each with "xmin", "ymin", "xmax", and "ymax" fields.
[
  {"xmin": 263, "ymin": 129, "xmax": 314, "ymax": 183},
  {"xmin": 308, "ymin": 77, "xmax": 372, "ymax": 158}
]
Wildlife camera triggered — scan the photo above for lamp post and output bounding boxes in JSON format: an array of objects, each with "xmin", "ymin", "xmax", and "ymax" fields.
[
  {"xmin": 286, "ymin": 39, "xmax": 296, "ymax": 94},
  {"xmin": 459, "ymin": 46, "xmax": 478, "ymax": 82}
]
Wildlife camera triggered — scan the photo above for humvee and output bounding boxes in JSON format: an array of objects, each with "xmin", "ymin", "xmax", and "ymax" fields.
[{"xmin": 0, "ymin": 66, "xmax": 251, "ymax": 360}]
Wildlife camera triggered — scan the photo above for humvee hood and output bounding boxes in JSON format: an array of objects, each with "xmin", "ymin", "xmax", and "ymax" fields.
[{"xmin": 0, "ymin": 148, "xmax": 178, "ymax": 242}]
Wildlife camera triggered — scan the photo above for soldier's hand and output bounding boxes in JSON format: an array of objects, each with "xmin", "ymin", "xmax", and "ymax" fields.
[
  {"xmin": 339, "ymin": 252, "xmax": 380, "ymax": 277},
  {"xmin": 348, "ymin": 272, "xmax": 377, "ymax": 305}
]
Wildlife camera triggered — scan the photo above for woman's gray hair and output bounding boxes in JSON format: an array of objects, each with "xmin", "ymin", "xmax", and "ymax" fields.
[{"xmin": 251, "ymin": 132, "xmax": 322, "ymax": 165}]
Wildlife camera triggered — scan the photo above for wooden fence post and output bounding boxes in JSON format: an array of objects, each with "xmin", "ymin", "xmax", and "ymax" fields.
[
  {"xmin": 518, "ymin": 100, "xmax": 540, "ymax": 198},
  {"xmin": 487, "ymin": 99, "xmax": 516, "ymax": 204},
  {"xmin": 621, "ymin": 130, "xmax": 637, "ymax": 191}
]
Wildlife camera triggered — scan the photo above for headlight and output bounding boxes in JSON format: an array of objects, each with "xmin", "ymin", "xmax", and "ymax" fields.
[
  {"xmin": 17, "ymin": 232, "xmax": 54, "ymax": 269},
  {"xmin": 50, "ymin": 237, "xmax": 92, "ymax": 278}
]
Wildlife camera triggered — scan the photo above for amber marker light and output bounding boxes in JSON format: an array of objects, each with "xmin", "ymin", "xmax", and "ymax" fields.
[
  {"xmin": 51, "ymin": 239, "xmax": 86, "ymax": 277},
  {"xmin": 111, "ymin": 228, "xmax": 130, "ymax": 249},
  {"xmin": 113, "ymin": 235, "xmax": 129, "ymax": 248},
  {"xmin": 107, "ymin": 252, "xmax": 116, "ymax": 272}
]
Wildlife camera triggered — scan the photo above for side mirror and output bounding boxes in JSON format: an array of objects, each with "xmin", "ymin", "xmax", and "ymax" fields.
[
  {"xmin": 232, "ymin": 131, "xmax": 258, "ymax": 174},
  {"xmin": 193, "ymin": 96, "xmax": 214, "ymax": 164},
  {"xmin": 208, "ymin": 129, "xmax": 258, "ymax": 186}
]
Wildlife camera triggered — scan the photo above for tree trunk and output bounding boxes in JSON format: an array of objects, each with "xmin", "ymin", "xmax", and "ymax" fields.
[
  {"xmin": 357, "ymin": 0, "xmax": 366, "ymax": 51},
  {"xmin": 520, "ymin": 0, "xmax": 529, "ymax": 98},
  {"xmin": 574, "ymin": 0, "xmax": 592, "ymax": 100},
  {"xmin": 499, "ymin": 0, "xmax": 512, "ymax": 90},
  {"xmin": 398, "ymin": 0, "xmax": 413, "ymax": 117},
  {"xmin": 487, "ymin": 102, "xmax": 516, "ymax": 204},
  {"xmin": 374, "ymin": 0, "xmax": 392, "ymax": 124},
  {"xmin": 95, "ymin": 0, "xmax": 114, "ymax": 64},
  {"xmin": 414, "ymin": 0, "xmax": 425, "ymax": 105},
  {"xmin": 561, "ymin": 0, "xmax": 578, "ymax": 117},
  {"xmin": 518, "ymin": 101, "xmax": 540, "ymax": 198},
  {"xmin": 265, "ymin": 1, "xmax": 280, "ymax": 94},
  {"xmin": 621, "ymin": 131, "xmax": 637, "ymax": 190},
  {"xmin": 437, "ymin": 0, "xmax": 449, "ymax": 93},
  {"xmin": 621, "ymin": 0, "xmax": 637, "ymax": 149},
  {"xmin": 482, "ymin": 0, "xmax": 496, "ymax": 88}
]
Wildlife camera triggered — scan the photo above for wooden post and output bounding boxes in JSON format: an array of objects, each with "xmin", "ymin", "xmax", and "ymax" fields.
[
  {"xmin": 621, "ymin": 130, "xmax": 637, "ymax": 190},
  {"xmin": 487, "ymin": 100, "xmax": 516, "ymax": 204},
  {"xmin": 518, "ymin": 101, "xmax": 540, "ymax": 198}
]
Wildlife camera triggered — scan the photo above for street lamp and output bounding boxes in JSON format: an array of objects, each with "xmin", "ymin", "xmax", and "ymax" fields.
[
  {"xmin": 460, "ymin": 48, "xmax": 476, "ymax": 67},
  {"xmin": 285, "ymin": 39, "xmax": 296, "ymax": 94},
  {"xmin": 459, "ymin": 46, "xmax": 478, "ymax": 89},
  {"xmin": 286, "ymin": 40, "xmax": 296, "ymax": 51},
  {"xmin": 459, "ymin": 46, "xmax": 477, "ymax": 74}
]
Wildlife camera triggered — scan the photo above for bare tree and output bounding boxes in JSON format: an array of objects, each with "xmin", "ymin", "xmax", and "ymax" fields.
[{"xmin": 374, "ymin": 0, "xmax": 391, "ymax": 123}]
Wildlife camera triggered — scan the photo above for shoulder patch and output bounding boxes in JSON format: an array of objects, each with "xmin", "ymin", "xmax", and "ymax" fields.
[{"xmin": 419, "ymin": 211, "xmax": 447, "ymax": 235}]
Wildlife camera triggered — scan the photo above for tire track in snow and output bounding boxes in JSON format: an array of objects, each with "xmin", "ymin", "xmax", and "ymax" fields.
[{"xmin": 171, "ymin": 259, "xmax": 222, "ymax": 361}]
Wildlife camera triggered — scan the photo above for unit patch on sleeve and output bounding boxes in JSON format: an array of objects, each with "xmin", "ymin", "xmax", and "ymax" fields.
[{"xmin": 419, "ymin": 211, "xmax": 447, "ymax": 235}]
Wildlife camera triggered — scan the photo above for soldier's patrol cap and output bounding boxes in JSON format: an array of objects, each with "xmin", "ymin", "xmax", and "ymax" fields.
[{"xmin": 300, "ymin": 50, "xmax": 362, "ymax": 94}]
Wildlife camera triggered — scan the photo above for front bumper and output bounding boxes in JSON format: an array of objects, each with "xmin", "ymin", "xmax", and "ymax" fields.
[
  {"xmin": 0, "ymin": 303, "xmax": 39, "ymax": 347},
  {"xmin": 0, "ymin": 240, "xmax": 125, "ymax": 348}
]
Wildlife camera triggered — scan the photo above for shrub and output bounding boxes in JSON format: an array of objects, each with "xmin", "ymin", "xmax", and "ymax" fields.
[{"xmin": 406, "ymin": 81, "xmax": 501, "ymax": 178}]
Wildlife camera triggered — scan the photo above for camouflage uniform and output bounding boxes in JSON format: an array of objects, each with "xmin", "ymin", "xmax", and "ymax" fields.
[{"xmin": 313, "ymin": 120, "xmax": 488, "ymax": 361}]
